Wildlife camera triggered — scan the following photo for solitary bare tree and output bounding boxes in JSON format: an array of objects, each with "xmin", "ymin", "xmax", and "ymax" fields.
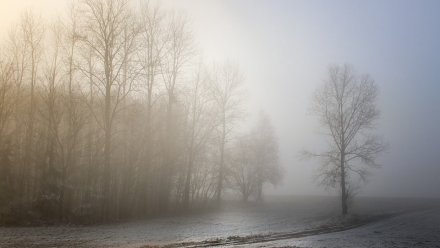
[{"xmin": 305, "ymin": 64, "xmax": 386, "ymax": 215}]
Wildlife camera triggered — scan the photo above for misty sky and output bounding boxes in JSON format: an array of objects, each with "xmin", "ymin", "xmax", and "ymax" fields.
[{"xmin": 1, "ymin": 0, "xmax": 440, "ymax": 198}]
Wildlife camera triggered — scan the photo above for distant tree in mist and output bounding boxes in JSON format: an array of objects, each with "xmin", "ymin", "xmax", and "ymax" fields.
[
  {"xmin": 210, "ymin": 63, "xmax": 245, "ymax": 204},
  {"xmin": 230, "ymin": 113, "xmax": 281, "ymax": 202},
  {"xmin": 252, "ymin": 113, "xmax": 281, "ymax": 201},
  {"xmin": 230, "ymin": 134, "xmax": 255, "ymax": 202},
  {"xmin": 305, "ymin": 64, "xmax": 386, "ymax": 215},
  {"xmin": 158, "ymin": 11, "xmax": 193, "ymax": 211},
  {"xmin": 181, "ymin": 64, "xmax": 217, "ymax": 209},
  {"xmin": 134, "ymin": 1, "xmax": 166, "ymax": 215}
]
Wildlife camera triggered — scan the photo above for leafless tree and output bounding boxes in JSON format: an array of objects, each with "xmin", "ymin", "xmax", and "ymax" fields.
[
  {"xmin": 251, "ymin": 113, "xmax": 281, "ymax": 201},
  {"xmin": 305, "ymin": 64, "xmax": 386, "ymax": 215},
  {"xmin": 58, "ymin": 6, "xmax": 86, "ymax": 220},
  {"xmin": 229, "ymin": 134, "xmax": 256, "ymax": 202},
  {"xmin": 157, "ymin": 12, "xmax": 193, "ymax": 210},
  {"xmin": 38, "ymin": 23, "xmax": 64, "ymax": 218},
  {"xmin": 6, "ymin": 23, "xmax": 28, "ymax": 204},
  {"xmin": 0, "ymin": 58, "xmax": 15, "ymax": 143},
  {"xmin": 0, "ymin": 54, "xmax": 16, "ymax": 213},
  {"xmin": 78, "ymin": 0, "xmax": 139, "ymax": 220},
  {"xmin": 20, "ymin": 11, "xmax": 45, "ymax": 204},
  {"xmin": 229, "ymin": 113, "xmax": 281, "ymax": 202},
  {"xmin": 210, "ymin": 62, "xmax": 244, "ymax": 203},
  {"xmin": 134, "ymin": 1, "xmax": 167, "ymax": 214},
  {"xmin": 181, "ymin": 64, "xmax": 216, "ymax": 208}
]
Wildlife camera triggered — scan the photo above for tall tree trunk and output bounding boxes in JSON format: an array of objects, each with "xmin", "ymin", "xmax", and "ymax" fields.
[
  {"xmin": 340, "ymin": 151, "xmax": 348, "ymax": 215},
  {"xmin": 103, "ymin": 83, "xmax": 112, "ymax": 220},
  {"xmin": 23, "ymin": 48, "xmax": 37, "ymax": 205},
  {"xmin": 216, "ymin": 116, "xmax": 226, "ymax": 204},
  {"xmin": 183, "ymin": 85, "xmax": 198, "ymax": 209},
  {"xmin": 182, "ymin": 150, "xmax": 194, "ymax": 209},
  {"xmin": 256, "ymin": 181, "xmax": 263, "ymax": 202}
]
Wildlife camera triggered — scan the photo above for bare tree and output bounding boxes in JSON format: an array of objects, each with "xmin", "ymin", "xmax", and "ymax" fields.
[
  {"xmin": 138, "ymin": 1, "xmax": 166, "ymax": 124},
  {"xmin": 305, "ymin": 64, "xmax": 386, "ymax": 215},
  {"xmin": 229, "ymin": 113, "xmax": 281, "ymax": 202},
  {"xmin": 251, "ymin": 113, "xmax": 281, "ymax": 201},
  {"xmin": 79, "ymin": 0, "xmax": 138, "ymax": 220},
  {"xmin": 157, "ymin": 12, "xmax": 193, "ymax": 210},
  {"xmin": 6, "ymin": 23, "xmax": 28, "ymax": 206},
  {"xmin": 0, "ymin": 54, "xmax": 16, "ymax": 213},
  {"xmin": 38, "ymin": 23, "xmax": 64, "ymax": 219},
  {"xmin": 229, "ymin": 134, "xmax": 256, "ymax": 202},
  {"xmin": 134, "ymin": 1, "xmax": 166, "ymax": 214},
  {"xmin": 0, "ymin": 57, "xmax": 15, "ymax": 143},
  {"xmin": 58, "ymin": 6, "xmax": 86, "ymax": 220},
  {"xmin": 20, "ymin": 11, "xmax": 45, "ymax": 204},
  {"xmin": 181, "ymin": 64, "xmax": 216, "ymax": 208},
  {"xmin": 210, "ymin": 62, "xmax": 244, "ymax": 203}
]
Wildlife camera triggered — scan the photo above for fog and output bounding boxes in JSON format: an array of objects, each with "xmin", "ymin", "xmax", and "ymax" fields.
[
  {"xmin": 1, "ymin": 0, "xmax": 440, "ymax": 200},
  {"xmin": 1, "ymin": 1, "xmax": 440, "ymax": 247},
  {"xmin": 154, "ymin": 0, "xmax": 440, "ymax": 198}
]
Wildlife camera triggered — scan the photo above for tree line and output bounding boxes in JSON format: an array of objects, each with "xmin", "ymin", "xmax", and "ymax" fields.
[
  {"xmin": 0, "ymin": 0, "xmax": 281, "ymax": 224},
  {"xmin": 0, "ymin": 0, "xmax": 386, "ymax": 224}
]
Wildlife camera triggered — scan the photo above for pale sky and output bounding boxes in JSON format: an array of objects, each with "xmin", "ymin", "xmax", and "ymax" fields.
[{"xmin": 1, "ymin": 0, "xmax": 440, "ymax": 198}]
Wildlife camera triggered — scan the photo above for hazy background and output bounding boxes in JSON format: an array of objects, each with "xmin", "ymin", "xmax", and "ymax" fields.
[{"xmin": 1, "ymin": 0, "xmax": 439, "ymax": 198}]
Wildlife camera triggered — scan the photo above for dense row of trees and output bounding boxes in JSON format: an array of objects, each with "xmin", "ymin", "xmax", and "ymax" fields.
[{"xmin": 0, "ymin": 0, "xmax": 281, "ymax": 224}]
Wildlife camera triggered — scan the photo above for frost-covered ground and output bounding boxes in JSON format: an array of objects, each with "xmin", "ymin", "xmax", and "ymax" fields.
[
  {"xmin": 0, "ymin": 196, "xmax": 439, "ymax": 248},
  {"xmin": 240, "ymin": 208, "xmax": 440, "ymax": 248}
]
